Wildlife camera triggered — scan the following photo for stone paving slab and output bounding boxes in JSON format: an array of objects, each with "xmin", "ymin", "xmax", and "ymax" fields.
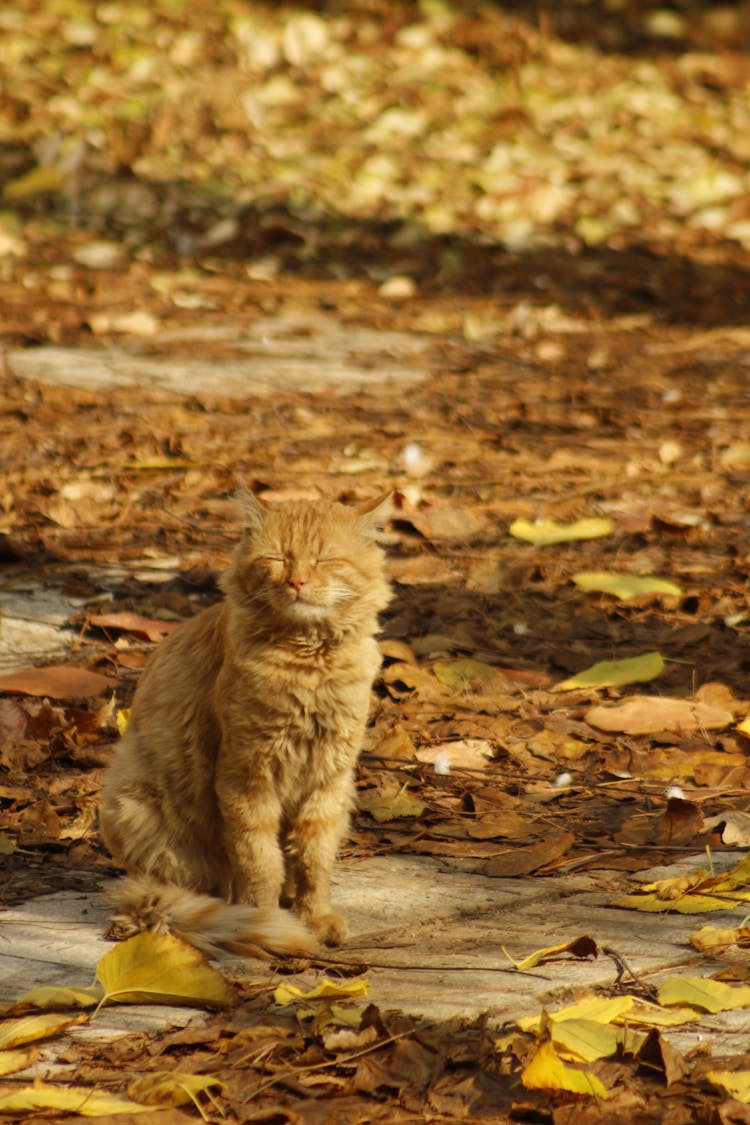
[{"xmin": 3, "ymin": 853, "xmax": 748, "ymax": 1058}]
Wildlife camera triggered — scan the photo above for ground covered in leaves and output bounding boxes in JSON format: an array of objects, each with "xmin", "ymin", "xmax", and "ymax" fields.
[{"xmin": 3, "ymin": 0, "xmax": 750, "ymax": 1121}]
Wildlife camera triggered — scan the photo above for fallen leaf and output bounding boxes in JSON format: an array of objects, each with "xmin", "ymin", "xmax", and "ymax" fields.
[
  {"xmin": 128, "ymin": 1071, "xmax": 225, "ymax": 1112},
  {"xmin": 657, "ymin": 975, "xmax": 750, "ymax": 1013},
  {"xmin": 521, "ymin": 1039, "xmax": 609, "ymax": 1098},
  {"xmin": 2, "ymin": 164, "xmax": 65, "ymax": 200},
  {"xmin": 0, "ymin": 1048, "xmax": 37, "ymax": 1076},
  {"xmin": 556, "ymin": 652, "xmax": 665, "ymax": 692},
  {"xmin": 13, "ymin": 986, "xmax": 102, "ymax": 1012},
  {"xmin": 690, "ymin": 924, "xmax": 750, "ymax": 954},
  {"xmin": 572, "ymin": 571, "xmax": 683, "ymax": 600},
  {"xmin": 613, "ymin": 857, "xmax": 750, "ymax": 914},
  {"xmin": 509, "ymin": 517, "xmax": 614, "ymax": 546},
  {"xmin": 432, "ymin": 658, "xmax": 514, "ymax": 693},
  {"xmin": 87, "ymin": 611, "xmax": 178, "ymax": 642},
  {"xmin": 481, "ymin": 831, "xmax": 575, "ymax": 877},
  {"xmin": 0, "ymin": 1083, "xmax": 157, "ymax": 1116},
  {"xmin": 703, "ymin": 810, "xmax": 750, "ymax": 846},
  {"xmin": 586, "ymin": 695, "xmax": 733, "ymax": 734},
  {"xmin": 403, "ymin": 507, "xmax": 486, "ymax": 541},
  {"xmin": 708, "ymin": 1068, "xmax": 750, "ymax": 1103},
  {"xmin": 415, "ymin": 739, "xmax": 494, "ymax": 771},
  {"xmin": 550, "ymin": 1018, "xmax": 623, "ymax": 1063},
  {"xmin": 0, "ymin": 1013, "xmax": 87, "ymax": 1049},
  {"xmin": 367, "ymin": 723, "xmax": 417, "ymax": 761},
  {"xmin": 518, "ymin": 995, "xmax": 635, "ymax": 1034},
  {"xmin": 95, "ymin": 932, "xmax": 233, "ymax": 1007},
  {"xmin": 654, "ymin": 797, "xmax": 704, "ymax": 843},
  {"xmin": 506, "ymin": 935, "xmax": 598, "ymax": 971},
  {"xmin": 637, "ymin": 1028, "xmax": 688, "ymax": 1085},
  {"xmin": 0, "ymin": 664, "xmax": 113, "ymax": 699},
  {"xmin": 358, "ymin": 785, "xmax": 426, "ymax": 822},
  {"xmin": 274, "ymin": 978, "xmax": 369, "ymax": 1006}
]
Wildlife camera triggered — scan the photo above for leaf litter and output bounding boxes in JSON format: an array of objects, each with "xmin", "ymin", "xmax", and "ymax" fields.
[{"xmin": 3, "ymin": 0, "xmax": 750, "ymax": 1120}]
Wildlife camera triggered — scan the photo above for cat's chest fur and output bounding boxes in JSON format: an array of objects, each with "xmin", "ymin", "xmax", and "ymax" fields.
[{"xmin": 216, "ymin": 626, "xmax": 378, "ymax": 803}]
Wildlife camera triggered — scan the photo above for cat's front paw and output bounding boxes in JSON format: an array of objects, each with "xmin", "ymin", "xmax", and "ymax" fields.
[{"xmin": 303, "ymin": 909, "xmax": 348, "ymax": 947}]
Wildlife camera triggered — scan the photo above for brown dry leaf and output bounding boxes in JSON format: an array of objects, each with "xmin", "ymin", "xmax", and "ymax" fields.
[
  {"xmin": 703, "ymin": 811, "xmax": 750, "ymax": 846},
  {"xmin": 415, "ymin": 739, "xmax": 494, "ymax": 771},
  {"xmin": 481, "ymin": 832, "xmax": 575, "ymax": 877},
  {"xmin": 387, "ymin": 555, "xmax": 458, "ymax": 585},
  {"xmin": 367, "ymin": 723, "xmax": 417, "ymax": 761},
  {"xmin": 466, "ymin": 810, "xmax": 533, "ymax": 840},
  {"xmin": 586, "ymin": 696, "xmax": 733, "ymax": 735},
  {"xmin": 654, "ymin": 797, "xmax": 704, "ymax": 843},
  {"xmin": 0, "ymin": 664, "xmax": 113, "ymax": 699},
  {"xmin": 401, "ymin": 506, "xmax": 486, "ymax": 541},
  {"xmin": 637, "ymin": 1028, "xmax": 689, "ymax": 1086},
  {"xmin": 0, "ymin": 699, "xmax": 27, "ymax": 741},
  {"xmin": 88, "ymin": 611, "xmax": 178, "ymax": 642},
  {"xmin": 381, "ymin": 661, "xmax": 452, "ymax": 702}
]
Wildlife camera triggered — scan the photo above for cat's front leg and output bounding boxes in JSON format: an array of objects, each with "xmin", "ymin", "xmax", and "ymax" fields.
[
  {"xmin": 217, "ymin": 784, "xmax": 285, "ymax": 908},
  {"xmin": 286, "ymin": 780, "xmax": 353, "ymax": 946}
]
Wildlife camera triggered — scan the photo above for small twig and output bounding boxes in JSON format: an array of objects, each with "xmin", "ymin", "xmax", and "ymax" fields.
[
  {"xmin": 247, "ymin": 1027, "xmax": 416, "ymax": 1098},
  {"xmin": 601, "ymin": 945, "xmax": 657, "ymax": 998},
  {"xmin": 307, "ymin": 952, "xmax": 550, "ymax": 979}
]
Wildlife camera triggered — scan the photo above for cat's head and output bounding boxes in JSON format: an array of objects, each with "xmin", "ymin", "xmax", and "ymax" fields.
[{"xmin": 221, "ymin": 488, "xmax": 392, "ymax": 632}]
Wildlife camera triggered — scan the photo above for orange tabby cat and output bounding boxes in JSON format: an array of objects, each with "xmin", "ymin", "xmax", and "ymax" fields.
[{"xmin": 99, "ymin": 488, "xmax": 391, "ymax": 957}]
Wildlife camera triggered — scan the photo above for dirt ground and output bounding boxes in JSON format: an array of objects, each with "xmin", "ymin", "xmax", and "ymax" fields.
[{"xmin": 3, "ymin": 1, "xmax": 750, "ymax": 1121}]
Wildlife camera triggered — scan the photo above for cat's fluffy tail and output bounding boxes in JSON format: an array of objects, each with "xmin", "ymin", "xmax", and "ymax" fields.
[{"xmin": 107, "ymin": 876, "xmax": 317, "ymax": 958}]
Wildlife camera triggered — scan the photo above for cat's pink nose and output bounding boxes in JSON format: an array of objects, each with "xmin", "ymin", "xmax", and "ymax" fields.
[{"xmin": 288, "ymin": 575, "xmax": 305, "ymax": 591}]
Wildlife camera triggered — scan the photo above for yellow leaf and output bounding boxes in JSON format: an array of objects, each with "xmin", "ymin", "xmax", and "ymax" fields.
[
  {"xmin": 0, "ymin": 1082, "xmax": 155, "ymax": 1116},
  {"xmin": 274, "ymin": 977, "xmax": 369, "ymax": 1006},
  {"xmin": 658, "ymin": 975, "xmax": 750, "ymax": 1013},
  {"xmin": 613, "ymin": 854, "xmax": 750, "ymax": 913},
  {"xmin": 95, "ymin": 932, "xmax": 232, "ymax": 1008},
  {"xmin": 690, "ymin": 924, "xmax": 750, "ymax": 954},
  {"xmin": 738, "ymin": 716, "xmax": 750, "ymax": 736},
  {"xmin": 509, "ymin": 517, "xmax": 614, "ymax": 546},
  {"xmin": 521, "ymin": 1039, "xmax": 609, "ymax": 1098},
  {"xmin": 506, "ymin": 935, "xmax": 598, "ymax": 971},
  {"xmin": 15, "ymin": 985, "xmax": 102, "ymax": 1011},
  {"xmin": 0, "ymin": 1048, "xmax": 36, "ymax": 1076},
  {"xmin": 2, "ymin": 164, "xmax": 65, "ymax": 200},
  {"xmin": 518, "ymin": 995, "xmax": 634, "ymax": 1034},
  {"xmin": 128, "ymin": 1071, "xmax": 225, "ymax": 1112},
  {"xmin": 0, "ymin": 1013, "xmax": 87, "ymax": 1050},
  {"xmin": 573, "ymin": 572, "xmax": 683, "ymax": 600},
  {"xmin": 550, "ymin": 1018, "xmax": 622, "ymax": 1062},
  {"xmin": 556, "ymin": 652, "xmax": 664, "ymax": 691},
  {"xmin": 612, "ymin": 891, "xmax": 732, "ymax": 913},
  {"xmin": 618, "ymin": 998, "xmax": 698, "ymax": 1028},
  {"xmin": 358, "ymin": 785, "xmax": 426, "ymax": 823},
  {"xmin": 707, "ymin": 1068, "xmax": 750, "ymax": 1103}
]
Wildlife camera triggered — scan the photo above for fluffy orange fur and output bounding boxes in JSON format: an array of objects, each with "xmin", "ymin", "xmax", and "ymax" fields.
[{"xmin": 99, "ymin": 489, "xmax": 391, "ymax": 956}]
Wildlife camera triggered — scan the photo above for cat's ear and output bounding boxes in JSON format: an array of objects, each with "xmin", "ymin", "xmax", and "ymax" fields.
[
  {"xmin": 235, "ymin": 483, "xmax": 269, "ymax": 534},
  {"xmin": 355, "ymin": 491, "xmax": 393, "ymax": 533}
]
